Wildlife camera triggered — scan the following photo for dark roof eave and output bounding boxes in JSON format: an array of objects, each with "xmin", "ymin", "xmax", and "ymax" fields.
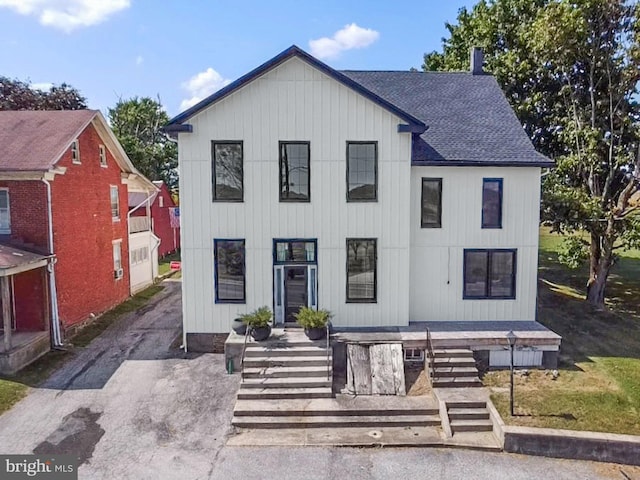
[
  {"xmin": 412, "ymin": 159, "xmax": 555, "ymax": 168},
  {"xmin": 166, "ymin": 45, "xmax": 425, "ymax": 130}
]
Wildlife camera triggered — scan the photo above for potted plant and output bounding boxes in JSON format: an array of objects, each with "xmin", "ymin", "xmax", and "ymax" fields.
[
  {"xmin": 231, "ymin": 317, "xmax": 246, "ymax": 335},
  {"xmin": 240, "ymin": 306, "xmax": 273, "ymax": 341},
  {"xmin": 294, "ymin": 307, "xmax": 332, "ymax": 340}
]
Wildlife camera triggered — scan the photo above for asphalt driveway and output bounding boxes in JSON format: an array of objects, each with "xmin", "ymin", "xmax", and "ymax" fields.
[{"xmin": 0, "ymin": 278, "xmax": 636, "ymax": 479}]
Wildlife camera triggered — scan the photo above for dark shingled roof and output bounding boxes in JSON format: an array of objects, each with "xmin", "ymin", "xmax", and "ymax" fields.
[{"xmin": 341, "ymin": 70, "xmax": 553, "ymax": 167}]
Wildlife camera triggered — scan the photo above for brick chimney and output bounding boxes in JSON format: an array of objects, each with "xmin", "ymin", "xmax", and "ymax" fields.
[{"xmin": 471, "ymin": 47, "xmax": 484, "ymax": 75}]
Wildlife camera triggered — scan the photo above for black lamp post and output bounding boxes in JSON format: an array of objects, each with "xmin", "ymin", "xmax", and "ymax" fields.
[{"xmin": 506, "ymin": 330, "xmax": 517, "ymax": 416}]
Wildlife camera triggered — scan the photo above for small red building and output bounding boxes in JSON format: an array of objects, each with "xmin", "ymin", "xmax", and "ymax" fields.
[
  {"xmin": 0, "ymin": 110, "xmax": 156, "ymax": 374},
  {"xmin": 149, "ymin": 181, "xmax": 180, "ymax": 257}
]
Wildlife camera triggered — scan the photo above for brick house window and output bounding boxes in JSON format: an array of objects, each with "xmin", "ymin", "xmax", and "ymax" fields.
[
  {"xmin": 110, "ymin": 185, "xmax": 120, "ymax": 220},
  {"xmin": 113, "ymin": 241, "xmax": 123, "ymax": 279},
  {"xmin": 71, "ymin": 140, "xmax": 80, "ymax": 164},
  {"xmin": 0, "ymin": 189, "xmax": 10, "ymax": 234},
  {"xmin": 99, "ymin": 145, "xmax": 107, "ymax": 167}
]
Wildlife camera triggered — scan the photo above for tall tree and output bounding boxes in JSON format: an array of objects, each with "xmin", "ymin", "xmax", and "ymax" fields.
[
  {"xmin": 108, "ymin": 97, "xmax": 178, "ymax": 191},
  {"xmin": 424, "ymin": 0, "xmax": 640, "ymax": 308},
  {"xmin": 0, "ymin": 77, "xmax": 86, "ymax": 110}
]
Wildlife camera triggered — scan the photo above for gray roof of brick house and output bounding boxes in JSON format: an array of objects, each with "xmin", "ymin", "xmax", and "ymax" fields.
[
  {"xmin": 0, "ymin": 110, "xmax": 98, "ymax": 171},
  {"xmin": 341, "ymin": 70, "xmax": 553, "ymax": 167}
]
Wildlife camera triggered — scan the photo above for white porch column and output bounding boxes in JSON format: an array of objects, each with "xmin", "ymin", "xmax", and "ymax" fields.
[{"xmin": 2, "ymin": 276, "xmax": 11, "ymax": 351}]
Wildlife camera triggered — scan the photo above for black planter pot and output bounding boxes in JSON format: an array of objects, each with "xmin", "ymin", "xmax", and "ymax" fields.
[
  {"xmin": 250, "ymin": 325, "xmax": 271, "ymax": 341},
  {"xmin": 304, "ymin": 327, "xmax": 326, "ymax": 341},
  {"xmin": 231, "ymin": 318, "xmax": 246, "ymax": 335}
]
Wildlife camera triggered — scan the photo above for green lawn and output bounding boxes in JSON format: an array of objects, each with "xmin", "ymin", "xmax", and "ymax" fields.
[
  {"xmin": 158, "ymin": 251, "xmax": 181, "ymax": 277},
  {"xmin": 485, "ymin": 227, "xmax": 640, "ymax": 435},
  {"xmin": 0, "ymin": 284, "xmax": 165, "ymax": 415}
]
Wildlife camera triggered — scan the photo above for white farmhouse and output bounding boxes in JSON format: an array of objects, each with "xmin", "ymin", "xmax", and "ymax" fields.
[{"xmin": 166, "ymin": 46, "xmax": 560, "ymax": 368}]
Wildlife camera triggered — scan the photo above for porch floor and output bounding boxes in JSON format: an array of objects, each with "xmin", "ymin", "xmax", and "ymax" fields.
[
  {"xmin": 0, "ymin": 331, "xmax": 50, "ymax": 375},
  {"xmin": 332, "ymin": 320, "xmax": 561, "ymax": 349}
]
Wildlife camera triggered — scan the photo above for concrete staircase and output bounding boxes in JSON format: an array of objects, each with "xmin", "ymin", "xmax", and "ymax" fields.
[
  {"xmin": 236, "ymin": 333, "xmax": 333, "ymax": 401},
  {"xmin": 431, "ymin": 349, "xmax": 482, "ymax": 388},
  {"xmin": 446, "ymin": 401, "xmax": 493, "ymax": 434},
  {"xmin": 232, "ymin": 330, "xmax": 441, "ymax": 431}
]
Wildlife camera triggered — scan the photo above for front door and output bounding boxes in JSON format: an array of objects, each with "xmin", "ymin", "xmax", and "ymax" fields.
[{"xmin": 284, "ymin": 266, "xmax": 307, "ymax": 323}]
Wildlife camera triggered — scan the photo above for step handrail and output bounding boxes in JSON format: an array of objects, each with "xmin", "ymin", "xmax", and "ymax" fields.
[
  {"xmin": 426, "ymin": 326, "xmax": 435, "ymax": 387},
  {"xmin": 326, "ymin": 322, "xmax": 331, "ymax": 380},
  {"xmin": 240, "ymin": 326, "xmax": 251, "ymax": 381}
]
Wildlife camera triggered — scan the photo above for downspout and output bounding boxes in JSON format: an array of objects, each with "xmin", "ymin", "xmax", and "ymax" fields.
[{"xmin": 42, "ymin": 179, "xmax": 63, "ymax": 347}]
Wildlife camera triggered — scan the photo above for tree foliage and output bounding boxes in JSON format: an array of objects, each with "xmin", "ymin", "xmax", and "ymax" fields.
[
  {"xmin": 0, "ymin": 77, "xmax": 87, "ymax": 110},
  {"xmin": 424, "ymin": 0, "xmax": 640, "ymax": 307},
  {"xmin": 108, "ymin": 97, "xmax": 178, "ymax": 191}
]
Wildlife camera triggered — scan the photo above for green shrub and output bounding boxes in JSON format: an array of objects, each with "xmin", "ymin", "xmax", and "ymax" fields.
[
  {"xmin": 239, "ymin": 306, "xmax": 272, "ymax": 328},
  {"xmin": 294, "ymin": 307, "xmax": 332, "ymax": 329}
]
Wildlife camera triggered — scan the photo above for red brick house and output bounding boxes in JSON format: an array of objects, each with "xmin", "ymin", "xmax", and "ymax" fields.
[{"xmin": 0, "ymin": 110, "xmax": 157, "ymax": 374}]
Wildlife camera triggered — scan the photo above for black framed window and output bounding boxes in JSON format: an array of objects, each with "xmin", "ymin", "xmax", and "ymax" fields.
[
  {"xmin": 421, "ymin": 178, "xmax": 442, "ymax": 228},
  {"xmin": 482, "ymin": 178, "xmax": 503, "ymax": 228},
  {"xmin": 347, "ymin": 142, "xmax": 377, "ymax": 201},
  {"xmin": 279, "ymin": 142, "xmax": 310, "ymax": 202},
  {"xmin": 214, "ymin": 239, "xmax": 246, "ymax": 303},
  {"xmin": 346, "ymin": 238, "xmax": 377, "ymax": 303},
  {"xmin": 463, "ymin": 249, "xmax": 516, "ymax": 299},
  {"xmin": 212, "ymin": 141, "xmax": 243, "ymax": 202}
]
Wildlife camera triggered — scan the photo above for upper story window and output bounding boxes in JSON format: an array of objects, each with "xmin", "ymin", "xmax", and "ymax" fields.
[
  {"xmin": 0, "ymin": 189, "xmax": 10, "ymax": 234},
  {"xmin": 214, "ymin": 239, "xmax": 246, "ymax": 303},
  {"xmin": 99, "ymin": 144, "xmax": 107, "ymax": 167},
  {"xmin": 421, "ymin": 178, "xmax": 442, "ymax": 228},
  {"xmin": 212, "ymin": 141, "xmax": 243, "ymax": 202},
  {"xmin": 346, "ymin": 142, "xmax": 377, "ymax": 202},
  {"xmin": 71, "ymin": 140, "xmax": 80, "ymax": 164},
  {"xmin": 158, "ymin": 196, "xmax": 164, "ymax": 208},
  {"xmin": 110, "ymin": 185, "xmax": 120, "ymax": 220},
  {"xmin": 346, "ymin": 238, "xmax": 377, "ymax": 303},
  {"xmin": 279, "ymin": 142, "xmax": 310, "ymax": 202},
  {"xmin": 463, "ymin": 249, "xmax": 516, "ymax": 299},
  {"xmin": 482, "ymin": 178, "xmax": 503, "ymax": 228}
]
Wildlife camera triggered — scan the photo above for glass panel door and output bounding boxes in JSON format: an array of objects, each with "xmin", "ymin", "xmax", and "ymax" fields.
[{"xmin": 284, "ymin": 266, "xmax": 307, "ymax": 323}]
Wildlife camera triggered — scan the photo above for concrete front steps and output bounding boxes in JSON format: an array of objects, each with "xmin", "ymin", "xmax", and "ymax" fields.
[
  {"xmin": 232, "ymin": 396, "xmax": 441, "ymax": 430},
  {"xmin": 432, "ymin": 349, "xmax": 482, "ymax": 388},
  {"xmin": 447, "ymin": 401, "xmax": 493, "ymax": 433},
  {"xmin": 236, "ymin": 333, "xmax": 333, "ymax": 401}
]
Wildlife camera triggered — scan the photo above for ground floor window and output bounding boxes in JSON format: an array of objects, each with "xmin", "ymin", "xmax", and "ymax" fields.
[
  {"xmin": 214, "ymin": 239, "xmax": 246, "ymax": 303},
  {"xmin": 463, "ymin": 249, "xmax": 516, "ymax": 299},
  {"xmin": 113, "ymin": 240, "xmax": 123, "ymax": 280},
  {"xmin": 346, "ymin": 238, "xmax": 377, "ymax": 303},
  {"xmin": 131, "ymin": 247, "xmax": 149, "ymax": 266}
]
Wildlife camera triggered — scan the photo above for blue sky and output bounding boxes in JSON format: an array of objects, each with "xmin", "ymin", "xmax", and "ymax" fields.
[{"xmin": 0, "ymin": 0, "xmax": 475, "ymax": 117}]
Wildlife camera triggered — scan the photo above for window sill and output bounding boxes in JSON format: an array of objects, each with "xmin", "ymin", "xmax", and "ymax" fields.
[
  {"xmin": 100, "ymin": 164, "xmax": 108, "ymax": 168},
  {"xmin": 462, "ymin": 296, "xmax": 516, "ymax": 300},
  {"xmin": 346, "ymin": 299, "xmax": 377, "ymax": 304},
  {"xmin": 215, "ymin": 299, "xmax": 246, "ymax": 304},
  {"xmin": 112, "ymin": 217, "xmax": 120, "ymax": 223}
]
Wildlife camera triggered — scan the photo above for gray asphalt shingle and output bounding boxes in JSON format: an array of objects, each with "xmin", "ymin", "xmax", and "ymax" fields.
[{"xmin": 341, "ymin": 70, "xmax": 552, "ymax": 166}]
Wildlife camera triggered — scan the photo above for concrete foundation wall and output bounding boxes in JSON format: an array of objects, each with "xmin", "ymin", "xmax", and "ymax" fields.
[{"xmin": 503, "ymin": 426, "xmax": 640, "ymax": 466}]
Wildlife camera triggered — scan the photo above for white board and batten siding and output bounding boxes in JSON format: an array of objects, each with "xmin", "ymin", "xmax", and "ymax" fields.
[
  {"xmin": 179, "ymin": 57, "xmax": 413, "ymax": 335},
  {"xmin": 409, "ymin": 166, "xmax": 542, "ymax": 322}
]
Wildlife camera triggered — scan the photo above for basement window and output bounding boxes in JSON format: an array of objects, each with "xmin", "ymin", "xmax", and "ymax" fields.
[{"xmin": 404, "ymin": 348, "xmax": 425, "ymax": 362}]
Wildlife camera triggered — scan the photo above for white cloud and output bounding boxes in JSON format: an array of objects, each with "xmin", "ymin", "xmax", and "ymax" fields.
[
  {"xmin": 180, "ymin": 67, "xmax": 231, "ymax": 110},
  {"xmin": 135, "ymin": 55, "xmax": 144, "ymax": 66},
  {"xmin": 30, "ymin": 82, "xmax": 53, "ymax": 91},
  {"xmin": 0, "ymin": 0, "xmax": 130, "ymax": 33},
  {"xmin": 309, "ymin": 23, "xmax": 379, "ymax": 60}
]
